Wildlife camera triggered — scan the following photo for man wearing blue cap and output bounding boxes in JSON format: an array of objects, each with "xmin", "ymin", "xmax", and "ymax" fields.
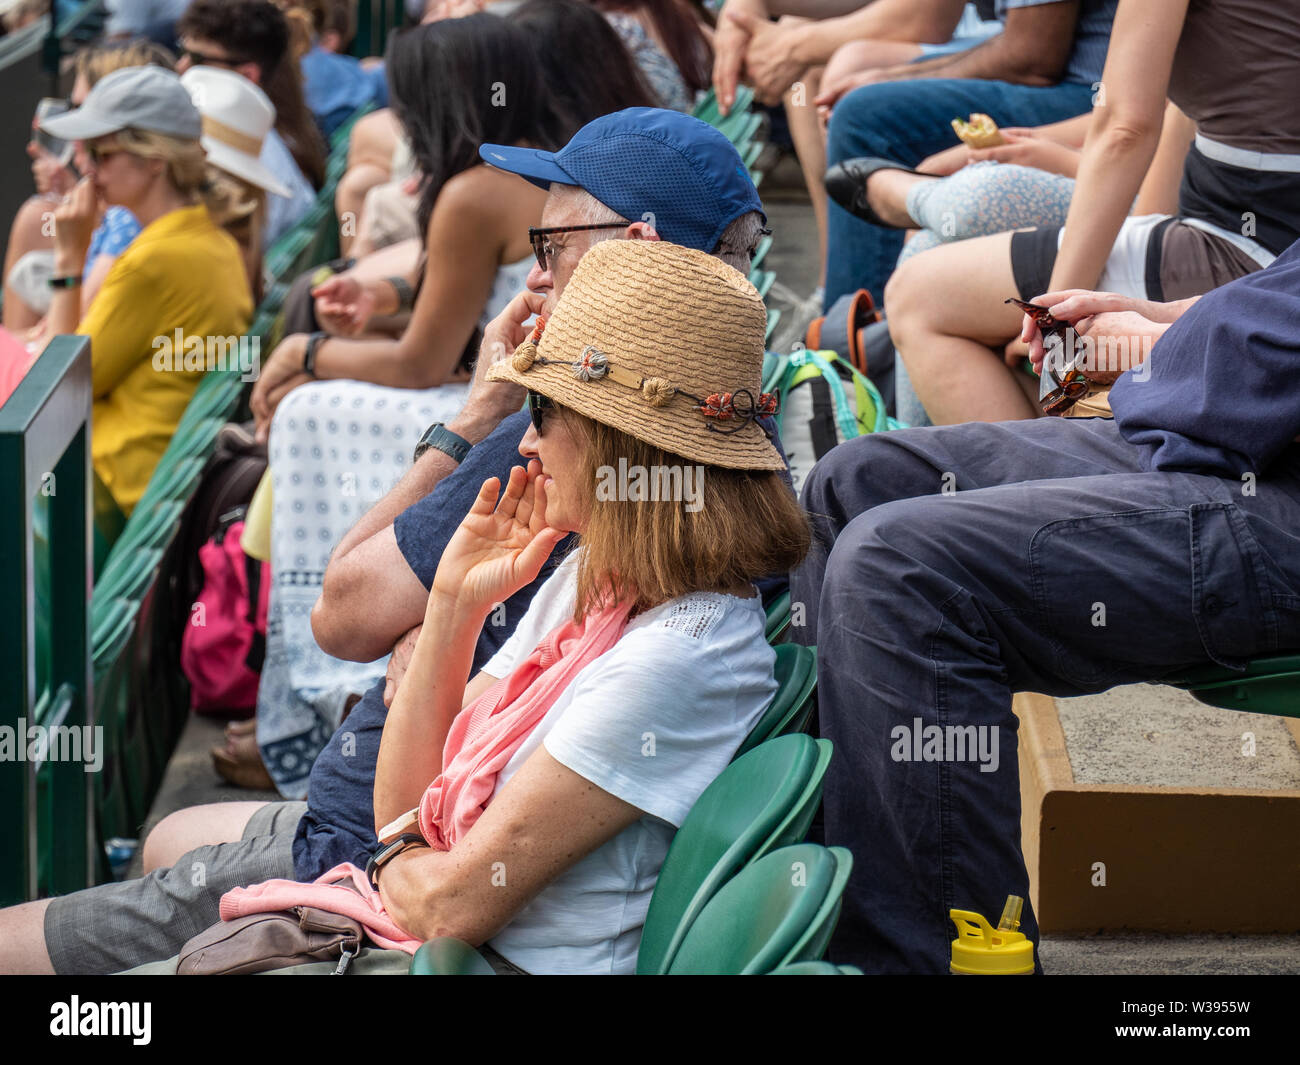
[{"xmin": 0, "ymin": 108, "xmax": 777, "ymax": 975}]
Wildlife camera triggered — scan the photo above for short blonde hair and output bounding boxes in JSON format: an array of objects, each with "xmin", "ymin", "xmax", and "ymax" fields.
[
  {"xmin": 111, "ymin": 127, "xmax": 207, "ymax": 198},
  {"xmin": 73, "ymin": 39, "xmax": 176, "ymax": 88}
]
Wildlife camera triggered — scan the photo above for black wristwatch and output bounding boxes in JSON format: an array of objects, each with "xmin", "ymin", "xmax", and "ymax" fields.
[
  {"xmin": 303, "ymin": 331, "xmax": 327, "ymax": 378},
  {"xmin": 365, "ymin": 832, "xmax": 428, "ymax": 890},
  {"xmin": 385, "ymin": 275, "xmax": 416, "ymax": 313},
  {"xmin": 413, "ymin": 422, "xmax": 471, "ymax": 464}
]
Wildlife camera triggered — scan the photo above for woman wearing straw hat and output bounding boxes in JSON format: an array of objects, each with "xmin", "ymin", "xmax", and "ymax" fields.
[
  {"xmin": 358, "ymin": 238, "xmax": 810, "ymax": 973},
  {"xmin": 181, "ymin": 66, "xmax": 295, "ymax": 303},
  {"xmin": 41, "ymin": 65, "xmax": 253, "ymax": 515}
]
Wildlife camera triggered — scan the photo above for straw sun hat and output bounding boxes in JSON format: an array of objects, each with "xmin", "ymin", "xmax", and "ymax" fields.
[{"xmin": 488, "ymin": 240, "xmax": 783, "ymax": 471}]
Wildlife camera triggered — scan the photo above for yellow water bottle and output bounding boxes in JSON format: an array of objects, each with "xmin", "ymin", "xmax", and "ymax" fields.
[{"xmin": 949, "ymin": 895, "xmax": 1035, "ymax": 975}]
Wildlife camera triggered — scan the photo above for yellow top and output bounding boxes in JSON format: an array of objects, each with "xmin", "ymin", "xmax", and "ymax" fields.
[{"xmin": 79, "ymin": 203, "xmax": 252, "ymax": 514}]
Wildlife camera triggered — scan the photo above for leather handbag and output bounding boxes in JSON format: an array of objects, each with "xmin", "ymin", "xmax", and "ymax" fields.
[{"xmin": 177, "ymin": 906, "xmax": 364, "ymax": 975}]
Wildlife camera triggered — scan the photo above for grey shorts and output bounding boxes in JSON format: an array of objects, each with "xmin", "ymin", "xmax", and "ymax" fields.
[{"xmin": 45, "ymin": 801, "xmax": 307, "ymax": 975}]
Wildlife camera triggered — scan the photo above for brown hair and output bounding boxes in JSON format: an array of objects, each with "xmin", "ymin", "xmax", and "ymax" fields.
[{"xmin": 559, "ymin": 409, "xmax": 810, "ymax": 620}]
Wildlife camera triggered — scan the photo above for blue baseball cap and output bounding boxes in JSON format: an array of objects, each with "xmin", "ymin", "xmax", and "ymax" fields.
[{"xmin": 478, "ymin": 107, "xmax": 765, "ymax": 254}]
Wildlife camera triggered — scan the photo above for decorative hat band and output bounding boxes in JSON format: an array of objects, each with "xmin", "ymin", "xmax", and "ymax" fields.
[
  {"xmin": 201, "ymin": 114, "xmax": 265, "ymax": 157},
  {"xmin": 512, "ymin": 316, "xmax": 779, "ymax": 437}
]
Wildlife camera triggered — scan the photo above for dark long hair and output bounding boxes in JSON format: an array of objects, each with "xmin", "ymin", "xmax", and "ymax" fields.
[
  {"xmin": 386, "ymin": 14, "xmax": 557, "ymax": 237},
  {"xmin": 588, "ymin": 0, "xmax": 713, "ymax": 93},
  {"xmin": 179, "ymin": 0, "xmax": 327, "ymax": 189},
  {"xmin": 513, "ymin": 0, "xmax": 658, "ymax": 141}
]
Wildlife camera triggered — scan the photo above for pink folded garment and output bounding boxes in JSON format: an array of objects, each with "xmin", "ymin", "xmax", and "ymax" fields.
[
  {"xmin": 221, "ymin": 861, "xmax": 422, "ymax": 953},
  {"xmin": 220, "ymin": 596, "xmax": 632, "ymax": 945},
  {"xmin": 419, "ymin": 596, "xmax": 632, "ymax": 849},
  {"xmin": 0, "ymin": 326, "xmax": 37, "ymax": 408}
]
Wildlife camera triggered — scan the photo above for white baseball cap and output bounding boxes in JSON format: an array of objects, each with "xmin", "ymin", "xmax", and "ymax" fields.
[
  {"xmin": 181, "ymin": 67, "xmax": 291, "ymax": 198},
  {"xmin": 41, "ymin": 65, "xmax": 202, "ymax": 141}
]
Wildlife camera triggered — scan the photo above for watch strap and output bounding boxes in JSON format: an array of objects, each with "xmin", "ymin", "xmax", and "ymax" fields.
[
  {"xmin": 365, "ymin": 832, "xmax": 428, "ymax": 890},
  {"xmin": 386, "ymin": 275, "xmax": 415, "ymax": 313},
  {"xmin": 413, "ymin": 422, "xmax": 471, "ymax": 465},
  {"xmin": 303, "ymin": 331, "xmax": 327, "ymax": 379},
  {"xmin": 48, "ymin": 274, "xmax": 82, "ymax": 289}
]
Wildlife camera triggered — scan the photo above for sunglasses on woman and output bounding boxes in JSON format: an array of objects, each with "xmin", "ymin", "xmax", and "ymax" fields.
[
  {"xmin": 527, "ymin": 390, "xmax": 555, "ymax": 434},
  {"xmin": 85, "ymin": 142, "xmax": 125, "ymax": 167}
]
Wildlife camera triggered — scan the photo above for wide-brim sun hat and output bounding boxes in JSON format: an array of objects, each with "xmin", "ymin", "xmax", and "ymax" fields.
[
  {"xmin": 181, "ymin": 67, "xmax": 291, "ymax": 198},
  {"xmin": 488, "ymin": 240, "xmax": 783, "ymax": 471},
  {"xmin": 41, "ymin": 65, "xmax": 201, "ymax": 142}
]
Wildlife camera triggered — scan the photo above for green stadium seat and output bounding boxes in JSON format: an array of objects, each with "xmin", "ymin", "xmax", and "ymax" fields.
[
  {"xmin": 1164, "ymin": 655, "xmax": 1300, "ymax": 718},
  {"xmin": 734, "ymin": 644, "xmax": 817, "ymax": 757},
  {"xmin": 412, "ymin": 737, "xmax": 835, "ymax": 976},
  {"xmin": 666, "ymin": 843, "xmax": 847, "ymax": 974},
  {"xmin": 410, "ymin": 938, "xmax": 496, "ymax": 976},
  {"xmin": 637, "ymin": 734, "xmax": 826, "ymax": 975}
]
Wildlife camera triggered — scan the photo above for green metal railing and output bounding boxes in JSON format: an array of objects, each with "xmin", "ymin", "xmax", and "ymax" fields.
[
  {"xmin": 352, "ymin": 0, "xmax": 407, "ymax": 58},
  {"xmin": 0, "ymin": 335, "xmax": 94, "ymax": 906}
]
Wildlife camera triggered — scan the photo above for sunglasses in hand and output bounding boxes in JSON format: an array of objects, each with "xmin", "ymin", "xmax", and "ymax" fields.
[{"xmin": 1006, "ymin": 297, "xmax": 1089, "ymax": 416}]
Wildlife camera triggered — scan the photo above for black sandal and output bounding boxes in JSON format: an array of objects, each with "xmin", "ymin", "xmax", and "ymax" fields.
[{"xmin": 824, "ymin": 157, "xmax": 923, "ymax": 228}]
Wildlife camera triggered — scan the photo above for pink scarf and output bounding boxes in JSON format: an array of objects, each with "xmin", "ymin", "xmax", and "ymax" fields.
[
  {"xmin": 220, "ymin": 599, "xmax": 632, "ymax": 948},
  {"xmin": 420, "ymin": 597, "xmax": 632, "ymax": 849}
]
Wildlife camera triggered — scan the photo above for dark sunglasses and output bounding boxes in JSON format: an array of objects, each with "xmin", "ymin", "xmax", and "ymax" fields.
[
  {"xmin": 1005, "ymin": 297, "xmax": 1089, "ymax": 416},
  {"xmin": 86, "ymin": 142, "xmax": 125, "ymax": 167},
  {"xmin": 527, "ymin": 390, "xmax": 555, "ymax": 434},
  {"xmin": 181, "ymin": 46, "xmax": 252, "ymax": 69},
  {"xmin": 528, "ymin": 223, "xmax": 627, "ymax": 272}
]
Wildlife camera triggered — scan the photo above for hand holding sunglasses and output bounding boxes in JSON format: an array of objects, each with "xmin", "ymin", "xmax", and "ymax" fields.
[{"xmin": 1005, "ymin": 297, "xmax": 1089, "ymax": 416}]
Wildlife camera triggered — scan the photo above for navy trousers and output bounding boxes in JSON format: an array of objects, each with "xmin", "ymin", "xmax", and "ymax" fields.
[{"xmin": 790, "ymin": 417, "xmax": 1300, "ymax": 973}]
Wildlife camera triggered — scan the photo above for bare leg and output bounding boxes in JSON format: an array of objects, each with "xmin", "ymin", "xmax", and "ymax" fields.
[
  {"xmin": 337, "ymin": 109, "xmax": 402, "ymax": 255},
  {"xmin": 140, "ymin": 801, "xmax": 269, "ymax": 874},
  {"xmin": 337, "ymin": 164, "xmax": 389, "ymax": 256},
  {"xmin": 783, "ymin": 68, "xmax": 828, "ymax": 288},
  {"xmin": 3, "ymin": 195, "xmax": 55, "ymax": 331},
  {"xmin": 885, "ymin": 231, "xmax": 1040, "ymax": 424},
  {"xmin": 0, "ymin": 898, "xmax": 55, "ymax": 974},
  {"xmin": 865, "ymin": 167, "xmax": 937, "ymax": 228},
  {"xmin": 821, "ymin": 38, "xmax": 923, "ymax": 93}
]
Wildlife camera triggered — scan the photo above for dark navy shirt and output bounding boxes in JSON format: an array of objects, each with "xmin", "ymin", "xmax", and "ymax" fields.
[
  {"xmin": 1111, "ymin": 238, "xmax": 1300, "ymax": 477},
  {"xmin": 292, "ymin": 409, "xmax": 792, "ymax": 880}
]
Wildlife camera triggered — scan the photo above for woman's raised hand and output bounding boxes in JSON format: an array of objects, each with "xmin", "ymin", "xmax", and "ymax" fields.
[{"xmin": 431, "ymin": 460, "xmax": 566, "ymax": 616}]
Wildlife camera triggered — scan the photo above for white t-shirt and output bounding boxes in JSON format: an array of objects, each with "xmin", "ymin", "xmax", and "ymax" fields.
[{"xmin": 479, "ymin": 550, "xmax": 776, "ymax": 975}]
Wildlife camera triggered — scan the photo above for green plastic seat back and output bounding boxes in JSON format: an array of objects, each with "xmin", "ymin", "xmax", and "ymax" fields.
[
  {"xmin": 768, "ymin": 960, "xmax": 843, "ymax": 975},
  {"xmin": 635, "ymin": 734, "xmax": 821, "ymax": 975},
  {"xmin": 764, "ymin": 588, "xmax": 791, "ymax": 643},
  {"xmin": 779, "ymin": 846, "xmax": 853, "ymax": 967},
  {"xmin": 410, "ymin": 937, "xmax": 496, "ymax": 976},
  {"xmin": 1165, "ymin": 653, "xmax": 1300, "ymax": 719},
  {"xmin": 666, "ymin": 843, "xmax": 837, "ymax": 975},
  {"xmin": 735, "ymin": 644, "xmax": 817, "ymax": 757},
  {"xmin": 760, "ymin": 738, "xmax": 832, "ymax": 854}
]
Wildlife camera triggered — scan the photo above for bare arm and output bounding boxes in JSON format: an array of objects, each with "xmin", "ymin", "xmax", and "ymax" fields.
[
  {"xmin": 1132, "ymin": 100, "xmax": 1195, "ymax": 218},
  {"xmin": 860, "ymin": 1, "xmax": 1083, "ymax": 86},
  {"xmin": 1046, "ymin": 0, "xmax": 1190, "ymax": 292},
  {"xmin": 377, "ymin": 746, "xmax": 644, "ymax": 944},
  {"xmin": 789, "ymin": 0, "xmax": 966, "ymax": 63},
  {"xmin": 372, "ymin": 463, "xmax": 565, "ymax": 828},
  {"xmin": 311, "ymin": 287, "xmax": 543, "ymax": 662}
]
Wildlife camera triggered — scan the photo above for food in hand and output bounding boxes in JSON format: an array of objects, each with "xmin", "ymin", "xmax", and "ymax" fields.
[{"xmin": 952, "ymin": 113, "xmax": 1004, "ymax": 149}]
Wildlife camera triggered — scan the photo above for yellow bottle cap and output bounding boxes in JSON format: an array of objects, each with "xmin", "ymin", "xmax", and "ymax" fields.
[{"xmin": 949, "ymin": 908, "xmax": 1035, "ymax": 975}]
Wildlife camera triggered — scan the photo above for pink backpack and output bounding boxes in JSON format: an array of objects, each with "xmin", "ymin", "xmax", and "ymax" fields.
[{"xmin": 180, "ymin": 513, "xmax": 270, "ymax": 716}]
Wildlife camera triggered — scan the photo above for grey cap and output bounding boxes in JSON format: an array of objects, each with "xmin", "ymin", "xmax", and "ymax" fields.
[{"xmin": 41, "ymin": 66, "xmax": 202, "ymax": 142}]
